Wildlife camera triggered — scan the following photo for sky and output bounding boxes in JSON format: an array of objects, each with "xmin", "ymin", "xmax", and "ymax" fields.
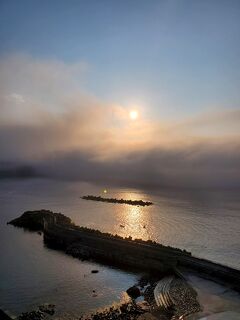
[{"xmin": 0, "ymin": 0, "xmax": 240, "ymax": 188}]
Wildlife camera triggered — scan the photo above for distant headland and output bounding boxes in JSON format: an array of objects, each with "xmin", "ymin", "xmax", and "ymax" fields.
[{"xmin": 81, "ymin": 195, "xmax": 153, "ymax": 206}]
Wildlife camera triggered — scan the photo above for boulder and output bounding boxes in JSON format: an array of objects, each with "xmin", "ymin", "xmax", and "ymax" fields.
[
  {"xmin": 136, "ymin": 301, "xmax": 150, "ymax": 312},
  {"xmin": 137, "ymin": 313, "xmax": 158, "ymax": 320},
  {"xmin": 0, "ymin": 309, "xmax": 12, "ymax": 320},
  {"xmin": 18, "ymin": 310, "xmax": 45, "ymax": 320},
  {"xmin": 91, "ymin": 269, "xmax": 99, "ymax": 273},
  {"xmin": 126, "ymin": 286, "xmax": 141, "ymax": 299},
  {"xmin": 38, "ymin": 304, "xmax": 55, "ymax": 315}
]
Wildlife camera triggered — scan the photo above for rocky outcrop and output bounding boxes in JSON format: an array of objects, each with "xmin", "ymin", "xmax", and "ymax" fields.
[
  {"xmin": 7, "ymin": 210, "xmax": 72, "ymax": 231},
  {"xmin": 17, "ymin": 304, "xmax": 55, "ymax": 320},
  {"xmin": 38, "ymin": 304, "xmax": 55, "ymax": 316},
  {"xmin": 0, "ymin": 309, "xmax": 12, "ymax": 320},
  {"xmin": 79, "ymin": 301, "xmax": 148, "ymax": 320}
]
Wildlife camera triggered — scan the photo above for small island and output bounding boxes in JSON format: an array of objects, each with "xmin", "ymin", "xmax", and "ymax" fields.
[{"xmin": 81, "ymin": 195, "xmax": 153, "ymax": 206}]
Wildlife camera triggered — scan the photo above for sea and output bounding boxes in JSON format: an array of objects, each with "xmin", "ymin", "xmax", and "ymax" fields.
[{"xmin": 0, "ymin": 178, "xmax": 240, "ymax": 319}]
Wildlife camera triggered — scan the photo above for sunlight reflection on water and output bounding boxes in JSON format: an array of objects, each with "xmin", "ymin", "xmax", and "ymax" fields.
[
  {"xmin": 116, "ymin": 205, "xmax": 148, "ymax": 240},
  {"xmin": 105, "ymin": 189, "xmax": 152, "ymax": 240}
]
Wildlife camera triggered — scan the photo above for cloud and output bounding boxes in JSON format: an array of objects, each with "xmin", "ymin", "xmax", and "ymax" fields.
[
  {"xmin": 7, "ymin": 93, "xmax": 25, "ymax": 103},
  {"xmin": 0, "ymin": 54, "xmax": 239, "ymax": 188},
  {"xmin": 23, "ymin": 140, "xmax": 239, "ymax": 188},
  {"xmin": 0, "ymin": 53, "xmax": 88, "ymax": 123}
]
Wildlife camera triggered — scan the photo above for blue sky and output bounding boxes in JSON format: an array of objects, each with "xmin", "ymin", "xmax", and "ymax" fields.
[{"xmin": 1, "ymin": 0, "xmax": 240, "ymax": 119}]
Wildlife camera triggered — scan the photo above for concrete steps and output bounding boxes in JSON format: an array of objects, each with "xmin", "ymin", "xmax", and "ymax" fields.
[{"xmin": 154, "ymin": 276, "xmax": 174, "ymax": 309}]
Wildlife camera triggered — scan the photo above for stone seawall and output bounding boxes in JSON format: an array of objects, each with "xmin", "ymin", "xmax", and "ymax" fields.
[
  {"xmin": 44, "ymin": 223, "xmax": 240, "ymax": 290},
  {"xmin": 178, "ymin": 255, "xmax": 240, "ymax": 289},
  {"xmin": 43, "ymin": 223, "xmax": 177, "ymax": 272},
  {"xmin": 8, "ymin": 210, "xmax": 240, "ymax": 291}
]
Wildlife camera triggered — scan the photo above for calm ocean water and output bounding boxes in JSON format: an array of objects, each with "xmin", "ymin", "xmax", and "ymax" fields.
[{"xmin": 0, "ymin": 179, "xmax": 240, "ymax": 318}]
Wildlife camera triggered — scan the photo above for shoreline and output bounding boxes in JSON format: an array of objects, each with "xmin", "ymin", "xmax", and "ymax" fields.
[{"xmin": 2, "ymin": 274, "xmax": 240, "ymax": 320}]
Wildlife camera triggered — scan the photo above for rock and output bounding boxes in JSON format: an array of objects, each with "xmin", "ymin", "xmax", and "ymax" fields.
[
  {"xmin": 120, "ymin": 304, "xmax": 128, "ymax": 313},
  {"xmin": 18, "ymin": 310, "xmax": 45, "ymax": 320},
  {"xmin": 136, "ymin": 301, "xmax": 150, "ymax": 312},
  {"xmin": 91, "ymin": 270, "xmax": 99, "ymax": 273},
  {"xmin": 0, "ymin": 309, "xmax": 12, "ymax": 320},
  {"xmin": 17, "ymin": 304, "xmax": 55, "ymax": 320},
  {"xmin": 137, "ymin": 313, "xmax": 158, "ymax": 320},
  {"xmin": 137, "ymin": 276, "xmax": 149, "ymax": 288},
  {"xmin": 8, "ymin": 210, "xmax": 72, "ymax": 231},
  {"xmin": 83, "ymin": 301, "xmax": 149, "ymax": 319},
  {"xmin": 126, "ymin": 286, "xmax": 141, "ymax": 299},
  {"xmin": 143, "ymin": 285, "xmax": 154, "ymax": 301},
  {"xmin": 38, "ymin": 304, "xmax": 55, "ymax": 315}
]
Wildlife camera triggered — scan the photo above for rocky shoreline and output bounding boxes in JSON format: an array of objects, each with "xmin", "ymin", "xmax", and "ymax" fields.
[
  {"xmin": 1, "ymin": 274, "xmax": 201, "ymax": 320},
  {"xmin": 83, "ymin": 274, "xmax": 201, "ymax": 320},
  {"xmin": 0, "ymin": 304, "xmax": 55, "ymax": 320}
]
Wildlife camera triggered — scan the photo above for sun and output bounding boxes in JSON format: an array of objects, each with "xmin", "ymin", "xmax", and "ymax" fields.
[{"xmin": 129, "ymin": 110, "xmax": 139, "ymax": 120}]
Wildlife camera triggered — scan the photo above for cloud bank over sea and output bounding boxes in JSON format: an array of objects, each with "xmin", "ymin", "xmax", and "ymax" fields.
[{"xmin": 0, "ymin": 54, "xmax": 239, "ymax": 188}]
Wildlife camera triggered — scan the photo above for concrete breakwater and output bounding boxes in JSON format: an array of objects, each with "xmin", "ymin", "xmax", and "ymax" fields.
[
  {"xmin": 81, "ymin": 195, "xmax": 153, "ymax": 206},
  {"xmin": 8, "ymin": 210, "xmax": 240, "ymax": 291}
]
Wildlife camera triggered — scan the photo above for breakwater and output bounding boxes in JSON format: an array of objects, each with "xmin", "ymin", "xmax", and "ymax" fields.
[
  {"xmin": 81, "ymin": 195, "xmax": 153, "ymax": 206},
  {"xmin": 8, "ymin": 210, "xmax": 240, "ymax": 291}
]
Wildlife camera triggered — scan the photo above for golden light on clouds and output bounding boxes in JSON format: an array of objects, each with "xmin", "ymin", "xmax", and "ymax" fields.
[{"xmin": 129, "ymin": 110, "xmax": 139, "ymax": 120}]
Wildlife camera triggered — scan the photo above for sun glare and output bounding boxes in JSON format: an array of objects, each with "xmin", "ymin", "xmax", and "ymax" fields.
[{"xmin": 129, "ymin": 110, "xmax": 139, "ymax": 120}]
